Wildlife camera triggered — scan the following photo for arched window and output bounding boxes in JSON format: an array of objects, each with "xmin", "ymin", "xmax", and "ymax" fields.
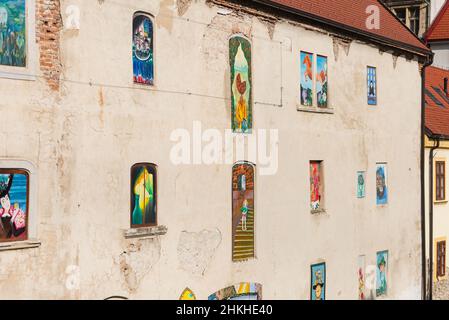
[
  {"xmin": 232, "ymin": 161, "xmax": 255, "ymax": 261},
  {"xmin": 229, "ymin": 35, "xmax": 252, "ymax": 133},
  {"xmin": 132, "ymin": 13, "xmax": 154, "ymax": 85},
  {"xmin": 130, "ymin": 163, "xmax": 157, "ymax": 228}
]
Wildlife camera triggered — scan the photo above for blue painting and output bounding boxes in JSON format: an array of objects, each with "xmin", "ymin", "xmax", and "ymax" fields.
[
  {"xmin": 376, "ymin": 163, "xmax": 388, "ymax": 205},
  {"xmin": 316, "ymin": 55, "xmax": 328, "ymax": 108},
  {"xmin": 0, "ymin": 0, "xmax": 26, "ymax": 67},
  {"xmin": 300, "ymin": 51, "xmax": 313, "ymax": 106},
  {"xmin": 367, "ymin": 66, "xmax": 377, "ymax": 105},
  {"xmin": 0, "ymin": 171, "xmax": 28, "ymax": 241},
  {"xmin": 376, "ymin": 251, "xmax": 388, "ymax": 297},
  {"xmin": 133, "ymin": 14, "xmax": 153, "ymax": 85},
  {"xmin": 311, "ymin": 262, "xmax": 326, "ymax": 300}
]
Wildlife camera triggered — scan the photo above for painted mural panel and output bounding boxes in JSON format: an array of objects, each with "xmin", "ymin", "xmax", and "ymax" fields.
[
  {"xmin": 0, "ymin": 0, "xmax": 26, "ymax": 67},
  {"xmin": 232, "ymin": 162, "xmax": 255, "ymax": 261},
  {"xmin": 208, "ymin": 283, "xmax": 262, "ymax": 300},
  {"xmin": 316, "ymin": 55, "xmax": 328, "ymax": 108},
  {"xmin": 310, "ymin": 161, "xmax": 322, "ymax": 211},
  {"xmin": 367, "ymin": 66, "xmax": 377, "ymax": 105},
  {"xmin": 358, "ymin": 255, "xmax": 366, "ymax": 300},
  {"xmin": 179, "ymin": 288, "xmax": 196, "ymax": 300},
  {"xmin": 0, "ymin": 170, "xmax": 28, "ymax": 241},
  {"xmin": 300, "ymin": 51, "xmax": 313, "ymax": 106},
  {"xmin": 230, "ymin": 35, "xmax": 252, "ymax": 133},
  {"xmin": 376, "ymin": 163, "xmax": 388, "ymax": 205},
  {"xmin": 131, "ymin": 163, "xmax": 157, "ymax": 227},
  {"xmin": 357, "ymin": 171, "xmax": 366, "ymax": 198},
  {"xmin": 133, "ymin": 13, "xmax": 153, "ymax": 85},
  {"xmin": 376, "ymin": 250, "xmax": 388, "ymax": 297},
  {"xmin": 311, "ymin": 262, "xmax": 326, "ymax": 300}
]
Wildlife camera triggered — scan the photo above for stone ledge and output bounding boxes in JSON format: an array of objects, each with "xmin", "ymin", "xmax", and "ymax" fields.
[
  {"xmin": 297, "ymin": 105, "xmax": 335, "ymax": 114},
  {"xmin": 0, "ymin": 239, "xmax": 41, "ymax": 252},
  {"xmin": 124, "ymin": 225, "xmax": 168, "ymax": 239},
  {"xmin": 311, "ymin": 209, "xmax": 327, "ymax": 215}
]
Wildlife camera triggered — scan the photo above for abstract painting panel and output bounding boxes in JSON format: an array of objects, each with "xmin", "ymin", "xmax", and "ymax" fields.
[
  {"xmin": 357, "ymin": 171, "xmax": 366, "ymax": 198},
  {"xmin": 376, "ymin": 163, "xmax": 388, "ymax": 205},
  {"xmin": 358, "ymin": 255, "xmax": 366, "ymax": 300},
  {"xmin": 367, "ymin": 66, "xmax": 377, "ymax": 105},
  {"xmin": 209, "ymin": 283, "xmax": 262, "ymax": 300},
  {"xmin": 376, "ymin": 250, "xmax": 388, "ymax": 297},
  {"xmin": 316, "ymin": 55, "xmax": 328, "ymax": 108},
  {"xmin": 131, "ymin": 163, "xmax": 157, "ymax": 227},
  {"xmin": 0, "ymin": 0, "xmax": 26, "ymax": 67},
  {"xmin": 232, "ymin": 162, "xmax": 255, "ymax": 261},
  {"xmin": 0, "ymin": 170, "xmax": 28, "ymax": 241},
  {"xmin": 179, "ymin": 288, "xmax": 196, "ymax": 300},
  {"xmin": 310, "ymin": 161, "xmax": 322, "ymax": 211},
  {"xmin": 230, "ymin": 35, "xmax": 252, "ymax": 133},
  {"xmin": 311, "ymin": 262, "xmax": 326, "ymax": 300},
  {"xmin": 133, "ymin": 13, "xmax": 153, "ymax": 85},
  {"xmin": 300, "ymin": 51, "xmax": 313, "ymax": 106}
]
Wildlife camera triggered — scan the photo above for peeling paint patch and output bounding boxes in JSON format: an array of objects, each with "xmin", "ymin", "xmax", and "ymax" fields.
[
  {"xmin": 177, "ymin": 229, "xmax": 222, "ymax": 276},
  {"xmin": 332, "ymin": 36, "xmax": 352, "ymax": 62},
  {"xmin": 177, "ymin": 0, "xmax": 193, "ymax": 16}
]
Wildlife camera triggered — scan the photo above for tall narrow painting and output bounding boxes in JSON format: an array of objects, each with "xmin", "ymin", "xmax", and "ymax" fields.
[
  {"xmin": 310, "ymin": 161, "xmax": 323, "ymax": 211},
  {"xmin": 0, "ymin": 170, "xmax": 28, "ymax": 242},
  {"xmin": 367, "ymin": 66, "xmax": 377, "ymax": 105},
  {"xmin": 133, "ymin": 13, "xmax": 154, "ymax": 85},
  {"xmin": 376, "ymin": 250, "xmax": 388, "ymax": 297},
  {"xmin": 358, "ymin": 255, "xmax": 366, "ymax": 300},
  {"xmin": 376, "ymin": 163, "xmax": 388, "ymax": 205},
  {"xmin": 357, "ymin": 171, "xmax": 366, "ymax": 198},
  {"xmin": 232, "ymin": 162, "xmax": 255, "ymax": 262},
  {"xmin": 131, "ymin": 163, "xmax": 157, "ymax": 227},
  {"xmin": 316, "ymin": 55, "xmax": 328, "ymax": 108},
  {"xmin": 230, "ymin": 35, "xmax": 252, "ymax": 134},
  {"xmin": 300, "ymin": 51, "xmax": 313, "ymax": 106},
  {"xmin": 0, "ymin": 0, "xmax": 26, "ymax": 67},
  {"xmin": 311, "ymin": 262, "xmax": 326, "ymax": 300}
]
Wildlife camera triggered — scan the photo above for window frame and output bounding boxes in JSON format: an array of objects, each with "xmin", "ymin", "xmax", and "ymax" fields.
[
  {"xmin": 132, "ymin": 11, "xmax": 155, "ymax": 86},
  {"xmin": 130, "ymin": 163, "xmax": 158, "ymax": 229},
  {"xmin": 437, "ymin": 240, "xmax": 446, "ymax": 278},
  {"xmin": 435, "ymin": 159, "xmax": 446, "ymax": 202},
  {"xmin": 367, "ymin": 66, "xmax": 377, "ymax": 106},
  {"xmin": 310, "ymin": 160, "xmax": 325, "ymax": 213}
]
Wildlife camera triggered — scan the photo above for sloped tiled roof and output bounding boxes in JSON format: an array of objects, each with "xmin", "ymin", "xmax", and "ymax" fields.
[
  {"xmin": 255, "ymin": 0, "xmax": 430, "ymax": 54},
  {"xmin": 425, "ymin": 66, "xmax": 449, "ymax": 137},
  {"xmin": 425, "ymin": 0, "xmax": 449, "ymax": 42}
]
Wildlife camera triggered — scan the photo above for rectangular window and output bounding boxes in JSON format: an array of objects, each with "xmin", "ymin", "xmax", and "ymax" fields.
[
  {"xmin": 0, "ymin": 169, "xmax": 29, "ymax": 242},
  {"xmin": 300, "ymin": 51, "xmax": 314, "ymax": 107},
  {"xmin": 0, "ymin": 0, "xmax": 26, "ymax": 67},
  {"xmin": 395, "ymin": 8, "xmax": 406, "ymax": 25},
  {"xmin": 310, "ymin": 161, "xmax": 324, "ymax": 212},
  {"xmin": 316, "ymin": 55, "xmax": 328, "ymax": 108},
  {"xmin": 437, "ymin": 240, "xmax": 446, "ymax": 278},
  {"xmin": 376, "ymin": 163, "xmax": 388, "ymax": 205},
  {"xmin": 409, "ymin": 7, "xmax": 420, "ymax": 35},
  {"xmin": 436, "ymin": 161, "xmax": 446, "ymax": 201},
  {"xmin": 367, "ymin": 66, "xmax": 377, "ymax": 105},
  {"xmin": 131, "ymin": 163, "xmax": 157, "ymax": 228}
]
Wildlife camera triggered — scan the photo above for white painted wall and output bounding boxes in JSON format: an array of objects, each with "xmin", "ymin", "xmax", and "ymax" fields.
[
  {"xmin": 430, "ymin": 42, "xmax": 449, "ymax": 69},
  {"xmin": 431, "ymin": 0, "xmax": 446, "ymax": 22}
]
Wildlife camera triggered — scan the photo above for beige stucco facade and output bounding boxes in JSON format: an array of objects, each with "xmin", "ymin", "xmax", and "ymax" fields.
[{"xmin": 0, "ymin": 0, "xmax": 425, "ymax": 299}]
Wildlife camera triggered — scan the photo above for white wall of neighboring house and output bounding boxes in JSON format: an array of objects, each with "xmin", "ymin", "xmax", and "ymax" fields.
[
  {"xmin": 430, "ymin": 42, "xmax": 449, "ymax": 69},
  {"xmin": 431, "ymin": 0, "xmax": 447, "ymax": 22}
]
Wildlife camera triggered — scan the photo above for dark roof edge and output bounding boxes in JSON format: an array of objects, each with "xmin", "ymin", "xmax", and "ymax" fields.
[{"xmin": 425, "ymin": 127, "xmax": 449, "ymax": 141}]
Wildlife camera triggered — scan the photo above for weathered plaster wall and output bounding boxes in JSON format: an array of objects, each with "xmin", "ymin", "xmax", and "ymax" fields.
[{"xmin": 0, "ymin": 0, "xmax": 422, "ymax": 299}]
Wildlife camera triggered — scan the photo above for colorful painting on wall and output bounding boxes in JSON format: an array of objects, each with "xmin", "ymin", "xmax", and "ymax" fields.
[
  {"xmin": 310, "ymin": 161, "xmax": 322, "ymax": 211},
  {"xmin": 179, "ymin": 288, "xmax": 196, "ymax": 300},
  {"xmin": 376, "ymin": 250, "xmax": 388, "ymax": 297},
  {"xmin": 133, "ymin": 13, "xmax": 153, "ymax": 85},
  {"xmin": 0, "ymin": 0, "xmax": 26, "ymax": 67},
  {"xmin": 311, "ymin": 262, "xmax": 326, "ymax": 300},
  {"xmin": 131, "ymin": 163, "xmax": 157, "ymax": 227},
  {"xmin": 232, "ymin": 162, "xmax": 255, "ymax": 262},
  {"xmin": 316, "ymin": 55, "xmax": 328, "ymax": 108},
  {"xmin": 230, "ymin": 35, "xmax": 252, "ymax": 133},
  {"xmin": 357, "ymin": 171, "xmax": 366, "ymax": 198},
  {"xmin": 358, "ymin": 255, "xmax": 366, "ymax": 300},
  {"xmin": 376, "ymin": 163, "xmax": 388, "ymax": 205},
  {"xmin": 208, "ymin": 283, "xmax": 262, "ymax": 300},
  {"xmin": 300, "ymin": 51, "xmax": 313, "ymax": 106},
  {"xmin": 0, "ymin": 170, "xmax": 28, "ymax": 241},
  {"xmin": 367, "ymin": 66, "xmax": 377, "ymax": 105}
]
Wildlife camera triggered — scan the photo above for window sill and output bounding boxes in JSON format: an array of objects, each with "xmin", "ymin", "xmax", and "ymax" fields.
[
  {"xmin": 311, "ymin": 209, "xmax": 327, "ymax": 215},
  {"xmin": 0, "ymin": 239, "xmax": 41, "ymax": 252},
  {"xmin": 434, "ymin": 200, "xmax": 448, "ymax": 205},
  {"xmin": 297, "ymin": 105, "xmax": 334, "ymax": 114},
  {"xmin": 124, "ymin": 225, "xmax": 168, "ymax": 239}
]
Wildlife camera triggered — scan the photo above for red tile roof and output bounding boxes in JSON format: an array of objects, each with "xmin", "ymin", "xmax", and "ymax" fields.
[
  {"xmin": 425, "ymin": 66, "xmax": 449, "ymax": 137},
  {"xmin": 256, "ymin": 0, "xmax": 430, "ymax": 53},
  {"xmin": 425, "ymin": 0, "xmax": 449, "ymax": 42}
]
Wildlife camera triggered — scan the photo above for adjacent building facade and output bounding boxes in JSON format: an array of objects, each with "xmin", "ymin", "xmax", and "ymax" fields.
[{"xmin": 0, "ymin": 0, "xmax": 431, "ymax": 299}]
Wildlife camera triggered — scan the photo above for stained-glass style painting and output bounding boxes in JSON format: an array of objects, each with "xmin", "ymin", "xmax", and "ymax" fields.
[
  {"xmin": 230, "ymin": 36, "xmax": 252, "ymax": 133},
  {"xmin": 376, "ymin": 250, "xmax": 388, "ymax": 297},
  {"xmin": 357, "ymin": 171, "xmax": 366, "ymax": 198},
  {"xmin": 179, "ymin": 288, "xmax": 196, "ymax": 300},
  {"xmin": 316, "ymin": 55, "xmax": 328, "ymax": 108},
  {"xmin": 310, "ymin": 161, "xmax": 322, "ymax": 211},
  {"xmin": 232, "ymin": 162, "xmax": 255, "ymax": 262},
  {"xmin": 0, "ymin": 0, "xmax": 26, "ymax": 67},
  {"xmin": 300, "ymin": 51, "xmax": 313, "ymax": 106},
  {"xmin": 0, "ymin": 170, "xmax": 28, "ymax": 242},
  {"xmin": 133, "ymin": 13, "xmax": 153, "ymax": 85},
  {"xmin": 209, "ymin": 283, "xmax": 262, "ymax": 300},
  {"xmin": 367, "ymin": 66, "xmax": 377, "ymax": 105},
  {"xmin": 358, "ymin": 255, "xmax": 366, "ymax": 300},
  {"xmin": 376, "ymin": 163, "xmax": 388, "ymax": 205},
  {"xmin": 311, "ymin": 262, "xmax": 326, "ymax": 300},
  {"xmin": 131, "ymin": 163, "xmax": 157, "ymax": 227}
]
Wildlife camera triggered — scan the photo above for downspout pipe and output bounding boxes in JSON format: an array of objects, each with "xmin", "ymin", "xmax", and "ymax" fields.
[{"xmin": 429, "ymin": 136, "xmax": 440, "ymax": 300}]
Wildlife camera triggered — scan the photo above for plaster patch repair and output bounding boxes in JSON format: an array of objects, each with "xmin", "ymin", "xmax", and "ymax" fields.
[{"xmin": 177, "ymin": 229, "xmax": 222, "ymax": 276}]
